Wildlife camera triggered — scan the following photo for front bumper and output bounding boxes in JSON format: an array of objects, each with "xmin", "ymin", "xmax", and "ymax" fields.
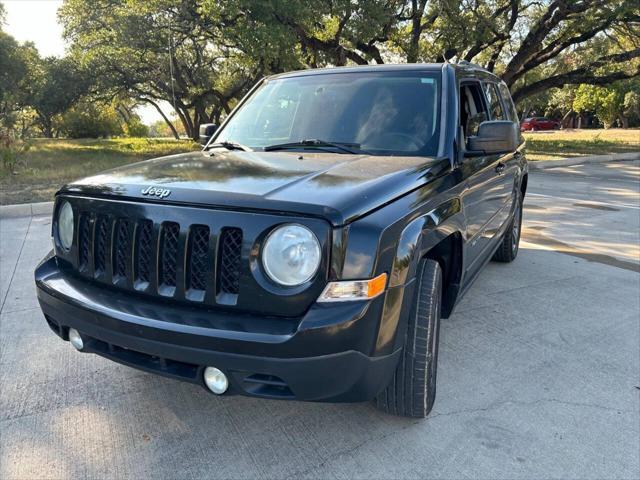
[{"xmin": 35, "ymin": 254, "xmax": 401, "ymax": 402}]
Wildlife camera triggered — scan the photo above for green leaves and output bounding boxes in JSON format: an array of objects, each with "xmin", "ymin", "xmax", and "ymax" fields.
[{"xmin": 5, "ymin": 0, "xmax": 638, "ymax": 138}]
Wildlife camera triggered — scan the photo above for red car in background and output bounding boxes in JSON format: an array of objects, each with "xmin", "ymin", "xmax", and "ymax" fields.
[{"xmin": 521, "ymin": 117, "xmax": 561, "ymax": 131}]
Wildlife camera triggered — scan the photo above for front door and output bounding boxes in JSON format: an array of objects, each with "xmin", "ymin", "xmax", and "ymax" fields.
[{"xmin": 457, "ymin": 81, "xmax": 507, "ymax": 278}]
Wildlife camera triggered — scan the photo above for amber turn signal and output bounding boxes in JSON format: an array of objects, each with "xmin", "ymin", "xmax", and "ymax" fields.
[{"xmin": 317, "ymin": 273, "xmax": 388, "ymax": 302}]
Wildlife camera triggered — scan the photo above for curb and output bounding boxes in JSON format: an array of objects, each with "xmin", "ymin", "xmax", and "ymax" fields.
[
  {"xmin": 0, "ymin": 201, "xmax": 53, "ymax": 219},
  {"xmin": 529, "ymin": 152, "xmax": 640, "ymax": 170}
]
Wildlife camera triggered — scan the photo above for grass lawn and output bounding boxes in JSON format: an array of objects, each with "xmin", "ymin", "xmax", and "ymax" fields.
[
  {"xmin": 1, "ymin": 138, "xmax": 198, "ymax": 205},
  {"xmin": 524, "ymin": 128, "xmax": 640, "ymax": 161},
  {"xmin": 1, "ymin": 130, "xmax": 639, "ymax": 205}
]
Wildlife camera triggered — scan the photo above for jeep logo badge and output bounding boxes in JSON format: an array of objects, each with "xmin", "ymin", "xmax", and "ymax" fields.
[{"xmin": 141, "ymin": 186, "xmax": 171, "ymax": 198}]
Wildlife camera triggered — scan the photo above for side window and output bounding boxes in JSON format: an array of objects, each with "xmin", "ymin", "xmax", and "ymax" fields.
[
  {"xmin": 484, "ymin": 82, "xmax": 505, "ymax": 120},
  {"xmin": 459, "ymin": 81, "xmax": 488, "ymax": 140},
  {"xmin": 498, "ymin": 83, "xmax": 519, "ymax": 122}
]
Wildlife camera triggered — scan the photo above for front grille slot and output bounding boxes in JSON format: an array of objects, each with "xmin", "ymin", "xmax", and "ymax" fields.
[
  {"xmin": 218, "ymin": 227, "xmax": 243, "ymax": 295},
  {"xmin": 113, "ymin": 219, "xmax": 131, "ymax": 281},
  {"xmin": 134, "ymin": 220, "xmax": 153, "ymax": 288},
  {"xmin": 186, "ymin": 225, "xmax": 210, "ymax": 297},
  {"xmin": 77, "ymin": 213, "xmax": 91, "ymax": 272},
  {"xmin": 159, "ymin": 222, "xmax": 180, "ymax": 293},
  {"xmin": 94, "ymin": 215, "xmax": 109, "ymax": 276}
]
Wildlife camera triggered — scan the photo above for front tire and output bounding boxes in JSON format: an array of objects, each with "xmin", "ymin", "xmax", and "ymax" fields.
[
  {"xmin": 493, "ymin": 191, "xmax": 523, "ymax": 263},
  {"xmin": 375, "ymin": 259, "xmax": 442, "ymax": 418}
]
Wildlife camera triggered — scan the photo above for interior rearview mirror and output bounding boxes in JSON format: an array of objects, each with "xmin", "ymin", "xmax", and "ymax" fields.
[
  {"xmin": 466, "ymin": 120, "xmax": 518, "ymax": 156},
  {"xmin": 199, "ymin": 123, "xmax": 218, "ymax": 146}
]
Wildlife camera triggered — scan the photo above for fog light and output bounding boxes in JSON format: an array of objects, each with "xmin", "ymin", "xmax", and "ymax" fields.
[
  {"xmin": 68, "ymin": 328, "xmax": 83, "ymax": 350},
  {"xmin": 203, "ymin": 367, "xmax": 228, "ymax": 394}
]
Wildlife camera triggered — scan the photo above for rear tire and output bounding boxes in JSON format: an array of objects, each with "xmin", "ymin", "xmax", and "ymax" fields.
[
  {"xmin": 493, "ymin": 191, "xmax": 523, "ymax": 263},
  {"xmin": 374, "ymin": 259, "xmax": 442, "ymax": 418}
]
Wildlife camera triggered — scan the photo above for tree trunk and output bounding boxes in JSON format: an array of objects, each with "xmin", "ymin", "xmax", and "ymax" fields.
[
  {"xmin": 143, "ymin": 99, "xmax": 180, "ymax": 139},
  {"xmin": 41, "ymin": 118, "xmax": 53, "ymax": 138},
  {"xmin": 174, "ymin": 105, "xmax": 197, "ymax": 141},
  {"xmin": 619, "ymin": 115, "xmax": 629, "ymax": 129},
  {"xmin": 406, "ymin": 0, "xmax": 427, "ymax": 63},
  {"xmin": 562, "ymin": 110, "xmax": 575, "ymax": 129}
]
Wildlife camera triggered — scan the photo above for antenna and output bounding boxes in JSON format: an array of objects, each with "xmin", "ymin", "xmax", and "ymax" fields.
[{"xmin": 168, "ymin": 30, "xmax": 177, "ymax": 114}]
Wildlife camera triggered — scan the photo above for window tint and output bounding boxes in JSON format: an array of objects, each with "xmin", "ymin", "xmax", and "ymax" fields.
[
  {"xmin": 498, "ymin": 83, "xmax": 519, "ymax": 122},
  {"xmin": 460, "ymin": 82, "xmax": 488, "ymax": 139},
  {"xmin": 216, "ymin": 72, "xmax": 441, "ymax": 156},
  {"xmin": 484, "ymin": 82, "xmax": 505, "ymax": 120}
]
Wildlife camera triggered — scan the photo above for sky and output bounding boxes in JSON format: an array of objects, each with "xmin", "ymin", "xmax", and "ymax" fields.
[
  {"xmin": 3, "ymin": 0, "xmax": 166, "ymax": 125},
  {"xmin": 3, "ymin": 0, "xmax": 65, "ymax": 57}
]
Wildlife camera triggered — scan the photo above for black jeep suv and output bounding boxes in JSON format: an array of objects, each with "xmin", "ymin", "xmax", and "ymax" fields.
[{"xmin": 35, "ymin": 63, "xmax": 526, "ymax": 418}]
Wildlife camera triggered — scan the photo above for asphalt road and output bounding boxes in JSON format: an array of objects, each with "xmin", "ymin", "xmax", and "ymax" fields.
[{"xmin": 1, "ymin": 161, "xmax": 638, "ymax": 479}]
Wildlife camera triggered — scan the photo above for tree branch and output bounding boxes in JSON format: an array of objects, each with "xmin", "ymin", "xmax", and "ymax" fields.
[
  {"xmin": 511, "ymin": 47, "xmax": 640, "ymax": 102},
  {"xmin": 140, "ymin": 97, "xmax": 179, "ymax": 139}
]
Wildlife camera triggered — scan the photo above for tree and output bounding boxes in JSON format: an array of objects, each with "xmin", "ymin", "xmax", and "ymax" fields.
[
  {"xmin": 59, "ymin": 99, "xmax": 123, "ymax": 138},
  {"xmin": 199, "ymin": 0, "xmax": 640, "ymax": 105},
  {"xmin": 0, "ymin": 31, "xmax": 37, "ymax": 129},
  {"xmin": 573, "ymin": 79, "xmax": 640, "ymax": 128},
  {"xmin": 623, "ymin": 90, "xmax": 640, "ymax": 126},
  {"xmin": 22, "ymin": 56, "xmax": 91, "ymax": 137},
  {"xmin": 148, "ymin": 117, "xmax": 186, "ymax": 138},
  {"xmin": 60, "ymin": 0, "xmax": 640, "ymax": 128},
  {"xmin": 60, "ymin": 0, "xmax": 260, "ymax": 140},
  {"xmin": 200, "ymin": 0, "xmax": 401, "ymax": 67}
]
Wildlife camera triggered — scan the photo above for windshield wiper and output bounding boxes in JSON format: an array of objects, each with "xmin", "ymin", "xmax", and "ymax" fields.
[
  {"xmin": 263, "ymin": 139, "xmax": 363, "ymax": 154},
  {"xmin": 205, "ymin": 141, "xmax": 252, "ymax": 152}
]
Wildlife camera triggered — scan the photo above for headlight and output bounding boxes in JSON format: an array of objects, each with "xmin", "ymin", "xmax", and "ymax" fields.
[
  {"xmin": 262, "ymin": 224, "xmax": 321, "ymax": 286},
  {"xmin": 57, "ymin": 201, "xmax": 74, "ymax": 250}
]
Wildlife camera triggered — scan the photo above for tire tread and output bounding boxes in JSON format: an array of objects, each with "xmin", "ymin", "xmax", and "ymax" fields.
[
  {"xmin": 375, "ymin": 259, "xmax": 442, "ymax": 418},
  {"xmin": 493, "ymin": 192, "xmax": 523, "ymax": 263}
]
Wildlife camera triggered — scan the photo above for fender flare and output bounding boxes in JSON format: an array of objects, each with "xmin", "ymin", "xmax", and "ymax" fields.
[
  {"xmin": 388, "ymin": 197, "xmax": 462, "ymax": 288},
  {"xmin": 374, "ymin": 197, "xmax": 463, "ymax": 356}
]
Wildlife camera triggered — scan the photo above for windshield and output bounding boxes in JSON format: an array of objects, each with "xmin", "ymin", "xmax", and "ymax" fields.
[{"xmin": 214, "ymin": 71, "xmax": 442, "ymax": 156}]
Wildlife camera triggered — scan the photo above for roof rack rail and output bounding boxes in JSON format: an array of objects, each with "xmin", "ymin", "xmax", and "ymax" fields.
[{"xmin": 456, "ymin": 60, "xmax": 487, "ymax": 71}]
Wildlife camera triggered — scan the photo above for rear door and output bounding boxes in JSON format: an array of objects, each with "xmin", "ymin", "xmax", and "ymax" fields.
[{"xmin": 482, "ymin": 81, "xmax": 519, "ymax": 233}]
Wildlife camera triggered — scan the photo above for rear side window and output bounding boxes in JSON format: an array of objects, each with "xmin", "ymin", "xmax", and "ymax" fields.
[
  {"xmin": 484, "ymin": 82, "xmax": 505, "ymax": 120},
  {"xmin": 498, "ymin": 83, "xmax": 519, "ymax": 122}
]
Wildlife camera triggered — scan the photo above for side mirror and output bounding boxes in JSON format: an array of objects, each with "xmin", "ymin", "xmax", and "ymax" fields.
[
  {"xmin": 199, "ymin": 123, "xmax": 218, "ymax": 146},
  {"xmin": 466, "ymin": 120, "xmax": 518, "ymax": 156}
]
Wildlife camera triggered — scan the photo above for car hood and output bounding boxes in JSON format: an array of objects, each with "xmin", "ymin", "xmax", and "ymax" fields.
[{"xmin": 61, "ymin": 150, "xmax": 449, "ymax": 226}]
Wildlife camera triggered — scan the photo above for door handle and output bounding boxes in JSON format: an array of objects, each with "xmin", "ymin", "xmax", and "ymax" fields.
[{"xmin": 495, "ymin": 162, "xmax": 505, "ymax": 174}]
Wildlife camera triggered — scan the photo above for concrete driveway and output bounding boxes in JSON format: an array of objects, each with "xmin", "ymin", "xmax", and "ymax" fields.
[{"xmin": 1, "ymin": 161, "xmax": 638, "ymax": 479}]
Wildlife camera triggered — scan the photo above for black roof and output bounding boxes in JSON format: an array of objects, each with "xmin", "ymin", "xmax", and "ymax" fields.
[{"xmin": 268, "ymin": 62, "xmax": 498, "ymax": 80}]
